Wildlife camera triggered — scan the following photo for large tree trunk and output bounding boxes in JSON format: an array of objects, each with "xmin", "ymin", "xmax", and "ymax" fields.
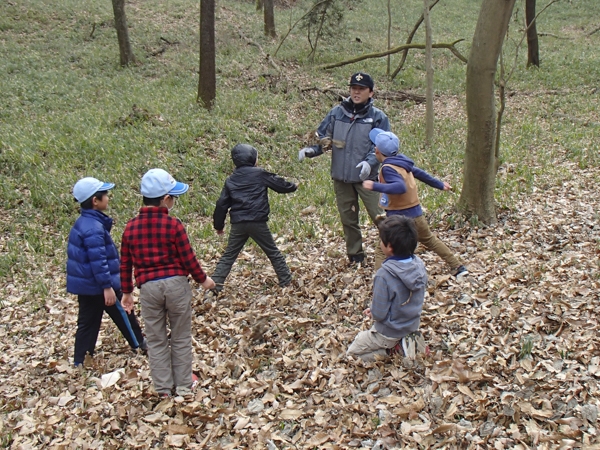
[
  {"xmin": 526, "ymin": 0, "xmax": 540, "ymax": 67},
  {"xmin": 458, "ymin": 0, "xmax": 516, "ymax": 225},
  {"xmin": 111, "ymin": 0, "xmax": 136, "ymax": 66},
  {"xmin": 198, "ymin": 0, "xmax": 216, "ymax": 109},
  {"xmin": 264, "ymin": 0, "xmax": 276, "ymax": 38}
]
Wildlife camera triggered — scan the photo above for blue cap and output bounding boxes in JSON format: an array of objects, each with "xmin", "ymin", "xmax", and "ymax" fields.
[
  {"xmin": 73, "ymin": 177, "xmax": 115, "ymax": 203},
  {"xmin": 140, "ymin": 168, "xmax": 189, "ymax": 198},
  {"xmin": 369, "ymin": 128, "xmax": 400, "ymax": 157}
]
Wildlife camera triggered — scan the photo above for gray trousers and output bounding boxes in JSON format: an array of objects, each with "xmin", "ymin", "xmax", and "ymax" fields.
[
  {"xmin": 333, "ymin": 180, "xmax": 383, "ymax": 258},
  {"xmin": 347, "ymin": 325, "xmax": 400, "ymax": 362},
  {"xmin": 212, "ymin": 221, "xmax": 292, "ymax": 288},
  {"xmin": 140, "ymin": 276, "xmax": 192, "ymax": 395}
]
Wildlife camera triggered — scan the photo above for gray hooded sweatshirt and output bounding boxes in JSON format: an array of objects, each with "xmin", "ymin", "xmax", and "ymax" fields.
[{"xmin": 371, "ymin": 256, "xmax": 427, "ymax": 339}]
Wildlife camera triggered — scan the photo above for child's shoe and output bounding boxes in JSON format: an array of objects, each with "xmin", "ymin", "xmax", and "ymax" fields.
[
  {"xmin": 401, "ymin": 331, "xmax": 426, "ymax": 360},
  {"xmin": 386, "ymin": 342, "xmax": 402, "ymax": 356},
  {"xmin": 452, "ymin": 265, "xmax": 469, "ymax": 280}
]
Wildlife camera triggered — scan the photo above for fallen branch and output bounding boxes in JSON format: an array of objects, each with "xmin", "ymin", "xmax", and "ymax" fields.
[
  {"xmin": 587, "ymin": 26, "xmax": 600, "ymax": 36},
  {"xmin": 552, "ymin": 112, "xmax": 600, "ymax": 127},
  {"xmin": 537, "ymin": 32, "xmax": 571, "ymax": 39},
  {"xmin": 237, "ymin": 29, "xmax": 282, "ymax": 74},
  {"xmin": 300, "ymin": 87, "xmax": 425, "ymax": 104},
  {"xmin": 317, "ymin": 40, "xmax": 466, "ymax": 70}
]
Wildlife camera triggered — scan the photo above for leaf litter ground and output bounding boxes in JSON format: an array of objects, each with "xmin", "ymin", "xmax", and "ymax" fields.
[{"xmin": 2, "ymin": 131, "xmax": 600, "ymax": 449}]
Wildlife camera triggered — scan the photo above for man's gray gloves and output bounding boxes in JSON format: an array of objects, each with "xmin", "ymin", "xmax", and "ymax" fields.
[
  {"xmin": 298, "ymin": 147, "xmax": 316, "ymax": 162},
  {"xmin": 356, "ymin": 161, "xmax": 371, "ymax": 180}
]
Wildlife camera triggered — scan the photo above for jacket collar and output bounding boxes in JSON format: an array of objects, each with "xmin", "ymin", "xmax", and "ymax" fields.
[{"xmin": 81, "ymin": 209, "xmax": 113, "ymax": 231}]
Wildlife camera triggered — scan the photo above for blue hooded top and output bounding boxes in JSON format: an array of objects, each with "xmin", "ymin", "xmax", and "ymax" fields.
[{"xmin": 370, "ymin": 154, "xmax": 445, "ymax": 217}]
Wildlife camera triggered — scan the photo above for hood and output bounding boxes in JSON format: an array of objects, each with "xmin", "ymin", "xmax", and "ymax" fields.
[
  {"xmin": 384, "ymin": 154, "xmax": 415, "ymax": 173},
  {"xmin": 341, "ymin": 97, "xmax": 373, "ymax": 116},
  {"xmin": 381, "ymin": 258, "xmax": 427, "ymax": 292},
  {"xmin": 231, "ymin": 144, "xmax": 258, "ymax": 168}
]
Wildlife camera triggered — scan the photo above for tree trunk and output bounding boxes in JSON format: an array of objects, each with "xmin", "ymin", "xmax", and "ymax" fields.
[
  {"xmin": 526, "ymin": 0, "xmax": 540, "ymax": 67},
  {"xmin": 458, "ymin": 0, "xmax": 516, "ymax": 225},
  {"xmin": 111, "ymin": 0, "xmax": 136, "ymax": 66},
  {"xmin": 264, "ymin": 0, "xmax": 276, "ymax": 38},
  {"xmin": 386, "ymin": 0, "xmax": 391, "ymax": 76},
  {"xmin": 424, "ymin": 0, "xmax": 434, "ymax": 146},
  {"xmin": 198, "ymin": 0, "xmax": 216, "ymax": 109}
]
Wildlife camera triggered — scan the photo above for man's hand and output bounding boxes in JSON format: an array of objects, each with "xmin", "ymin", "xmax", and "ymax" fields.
[
  {"xmin": 121, "ymin": 293, "xmax": 135, "ymax": 313},
  {"xmin": 298, "ymin": 147, "xmax": 315, "ymax": 162},
  {"xmin": 104, "ymin": 287, "xmax": 116, "ymax": 306},
  {"xmin": 201, "ymin": 276, "xmax": 216, "ymax": 290},
  {"xmin": 442, "ymin": 181, "xmax": 452, "ymax": 191},
  {"xmin": 363, "ymin": 308, "xmax": 372, "ymax": 318},
  {"xmin": 356, "ymin": 161, "xmax": 371, "ymax": 180},
  {"xmin": 362, "ymin": 180, "xmax": 374, "ymax": 191}
]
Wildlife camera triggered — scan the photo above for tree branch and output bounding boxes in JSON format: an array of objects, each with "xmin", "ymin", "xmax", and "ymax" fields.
[
  {"xmin": 588, "ymin": 26, "xmax": 600, "ymax": 36},
  {"xmin": 391, "ymin": 0, "xmax": 441, "ymax": 80},
  {"xmin": 300, "ymin": 87, "xmax": 425, "ymax": 104},
  {"xmin": 317, "ymin": 40, "xmax": 466, "ymax": 70}
]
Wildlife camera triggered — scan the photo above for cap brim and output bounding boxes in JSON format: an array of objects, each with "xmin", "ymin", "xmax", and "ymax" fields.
[
  {"xmin": 168, "ymin": 181, "xmax": 189, "ymax": 196},
  {"xmin": 369, "ymin": 128, "xmax": 385, "ymax": 146},
  {"xmin": 99, "ymin": 182, "xmax": 115, "ymax": 191}
]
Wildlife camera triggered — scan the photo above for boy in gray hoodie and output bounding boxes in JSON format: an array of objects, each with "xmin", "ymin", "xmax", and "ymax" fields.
[{"xmin": 347, "ymin": 215, "xmax": 427, "ymax": 361}]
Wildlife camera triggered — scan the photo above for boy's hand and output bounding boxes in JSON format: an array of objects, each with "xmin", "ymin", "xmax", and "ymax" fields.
[
  {"xmin": 442, "ymin": 182, "xmax": 452, "ymax": 191},
  {"xmin": 216, "ymin": 229, "xmax": 224, "ymax": 235},
  {"xmin": 121, "ymin": 293, "xmax": 135, "ymax": 313},
  {"xmin": 363, "ymin": 308, "xmax": 372, "ymax": 318},
  {"xmin": 201, "ymin": 276, "xmax": 216, "ymax": 290},
  {"xmin": 104, "ymin": 287, "xmax": 116, "ymax": 306},
  {"xmin": 362, "ymin": 180, "xmax": 374, "ymax": 190}
]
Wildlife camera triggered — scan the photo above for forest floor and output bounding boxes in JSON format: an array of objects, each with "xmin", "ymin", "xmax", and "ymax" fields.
[{"xmin": 1, "ymin": 145, "xmax": 600, "ymax": 449}]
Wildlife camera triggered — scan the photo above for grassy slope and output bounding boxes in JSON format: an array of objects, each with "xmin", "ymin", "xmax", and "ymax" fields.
[{"xmin": 1, "ymin": 0, "xmax": 598, "ymax": 296}]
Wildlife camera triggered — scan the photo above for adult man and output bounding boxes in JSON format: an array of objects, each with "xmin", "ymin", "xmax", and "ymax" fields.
[{"xmin": 299, "ymin": 72, "xmax": 390, "ymax": 264}]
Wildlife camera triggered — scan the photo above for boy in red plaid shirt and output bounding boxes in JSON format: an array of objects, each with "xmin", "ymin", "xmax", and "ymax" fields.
[{"xmin": 120, "ymin": 169, "xmax": 215, "ymax": 397}]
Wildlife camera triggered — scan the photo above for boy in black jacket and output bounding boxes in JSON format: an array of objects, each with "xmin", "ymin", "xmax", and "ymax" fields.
[{"xmin": 212, "ymin": 144, "xmax": 298, "ymax": 292}]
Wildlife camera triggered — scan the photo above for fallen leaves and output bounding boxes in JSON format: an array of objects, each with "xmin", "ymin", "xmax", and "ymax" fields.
[{"xmin": 2, "ymin": 164, "xmax": 600, "ymax": 448}]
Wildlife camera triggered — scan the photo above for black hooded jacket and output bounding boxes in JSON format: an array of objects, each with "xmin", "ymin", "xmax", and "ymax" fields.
[{"xmin": 213, "ymin": 144, "xmax": 297, "ymax": 230}]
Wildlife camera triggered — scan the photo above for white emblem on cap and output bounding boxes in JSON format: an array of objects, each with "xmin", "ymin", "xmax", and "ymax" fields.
[{"xmin": 355, "ymin": 74, "xmax": 363, "ymax": 81}]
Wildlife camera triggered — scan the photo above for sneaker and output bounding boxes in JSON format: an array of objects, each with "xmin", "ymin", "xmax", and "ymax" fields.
[
  {"xmin": 175, "ymin": 386, "xmax": 193, "ymax": 397},
  {"xmin": 401, "ymin": 331, "xmax": 426, "ymax": 360},
  {"xmin": 139, "ymin": 338, "xmax": 148, "ymax": 354},
  {"xmin": 453, "ymin": 265, "xmax": 469, "ymax": 280},
  {"xmin": 386, "ymin": 342, "xmax": 402, "ymax": 356},
  {"xmin": 349, "ymin": 254, "xmax": 365, "ymax": 264}
]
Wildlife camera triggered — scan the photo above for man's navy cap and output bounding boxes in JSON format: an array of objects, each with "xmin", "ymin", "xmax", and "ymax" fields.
[{"xmin": 349, "ymin": 72, "xmax": 374, "ymax": 90}]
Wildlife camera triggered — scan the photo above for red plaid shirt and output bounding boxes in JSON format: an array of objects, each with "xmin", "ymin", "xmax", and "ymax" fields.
[{"xmin": 120, "ymin": 207, "xmax": 207, "ymax": 293}]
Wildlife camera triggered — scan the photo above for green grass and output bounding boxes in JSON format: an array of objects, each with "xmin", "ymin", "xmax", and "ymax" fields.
[{"xmin": 0, "ymin": 0, "xmax": 599, "ymax": 298}]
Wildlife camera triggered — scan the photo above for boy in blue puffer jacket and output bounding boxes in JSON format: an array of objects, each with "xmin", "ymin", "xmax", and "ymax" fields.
[{"xmin": 67, "ymin": 177, "xmax": 146, "ymax": 367}]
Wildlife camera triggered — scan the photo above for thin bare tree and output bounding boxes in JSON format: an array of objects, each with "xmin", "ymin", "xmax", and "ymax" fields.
[
  {"xmin": 198, "ymin": 0, "xmax": 216, "ymax": 109},
  {"xmin": 111, "ymin": 0, "xmax": 136, "ymax": 66},
  {"xmin": 264, "ymin": 0, "xmax": 276, "ymax": 38}
]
